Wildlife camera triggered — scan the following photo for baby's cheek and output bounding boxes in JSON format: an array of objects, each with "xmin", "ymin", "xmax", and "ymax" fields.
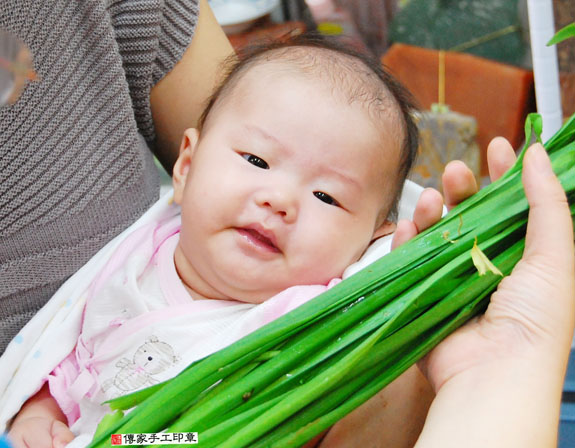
[
  {"xmin": 291, "ymin": 214, "xmax": 369, "ymax": 280},
  {"xmin": 304, "ymin": 246, "xmax": 358, "ymax": 283}
]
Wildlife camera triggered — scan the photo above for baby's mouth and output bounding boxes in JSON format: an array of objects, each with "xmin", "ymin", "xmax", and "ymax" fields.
[{"xmin": 236, "ymin": 227, "xmax": 281, "ymax": 253}]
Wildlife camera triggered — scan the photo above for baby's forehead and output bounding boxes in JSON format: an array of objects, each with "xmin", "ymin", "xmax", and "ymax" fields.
[
  {"xmin": 242, "ymin": 47, "xmax": 388, "ymax": 101},
  {"xmin": 230, "ymin": 47, "xmax": 404, "ymax": 135}
]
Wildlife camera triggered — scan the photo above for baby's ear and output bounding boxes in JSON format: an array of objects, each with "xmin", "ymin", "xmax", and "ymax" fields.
[
  {"xmin": 370, "ymin": 220, "xmax": 396, "ymax": 243},
  {"xmin": 172, "ymin": 128, "xmax": 199, "ymax": 205}
]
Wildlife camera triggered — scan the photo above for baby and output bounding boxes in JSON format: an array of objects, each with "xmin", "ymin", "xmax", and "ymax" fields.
[
  {"xmin": 8, "ymin": 34, "xmax": 420, "ymax": 447},
  {"xmin": 171, "ymin": 34, "xmax": 418, "ymax": 305}
]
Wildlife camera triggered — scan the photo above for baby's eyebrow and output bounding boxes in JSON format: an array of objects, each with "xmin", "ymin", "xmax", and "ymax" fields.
[
  {"xmin": 244, "ymin": 124, "xmax": 287, "ymax": 151},
  {"xmin": 324, "ymin": 167, "xmax": 362, "ymax": 192}
]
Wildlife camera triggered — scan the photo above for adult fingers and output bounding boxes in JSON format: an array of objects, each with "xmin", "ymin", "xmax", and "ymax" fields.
[
  {"xmin": 411, "ymin": 188, "xmax": 444, "ymax": 232},
  {"xmin": 391, "ymin": 219, "xmax": 417, "ymax": 250},
  {"xmin": 487, "ymin": 137, "xmax": 516, "ymax": 182},
  {"xmin": 391, "ymin": 188, "xmax": 443, "ymax": 249},
  {"xmin": 441, "ymin": 160, "xmax": 478, "ymax": 209}
]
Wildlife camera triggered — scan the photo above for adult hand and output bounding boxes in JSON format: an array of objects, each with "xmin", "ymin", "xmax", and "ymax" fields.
[
  {"xmin": 392, "ymin": 137, "xmax": 517, "ymax": 249},
  {"xmin": 416, "ymin": 142, "xmax": 575, "ymax": 448}
]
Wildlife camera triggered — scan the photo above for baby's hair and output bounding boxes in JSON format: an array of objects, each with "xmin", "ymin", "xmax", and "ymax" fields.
[{"xmin": 198, "ymin": 32, "xmax": 419, "ymax": 220}]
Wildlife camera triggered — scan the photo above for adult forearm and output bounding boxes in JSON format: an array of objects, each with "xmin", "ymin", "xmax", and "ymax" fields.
[{"xmin": 150, "ymin": 0, "xmax": 235, "ymax": 172}]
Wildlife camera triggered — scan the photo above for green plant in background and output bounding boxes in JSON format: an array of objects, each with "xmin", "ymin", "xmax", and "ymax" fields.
[
  {"xmin": 548, "ymin": 22, "xmax": 575, "ymax": 46},
  {"xmin": 389, "ymin": 0, "xmax": 527, "ymax": 66}
]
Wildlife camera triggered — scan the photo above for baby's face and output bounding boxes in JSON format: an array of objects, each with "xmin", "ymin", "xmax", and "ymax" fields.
[{"xmin": 173, "ymin": 65, "xmax": 401, "ymax": 303}]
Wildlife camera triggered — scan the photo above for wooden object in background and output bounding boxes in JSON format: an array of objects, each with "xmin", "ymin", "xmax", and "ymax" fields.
[
  {"xmin": 411, "ymin": 110, "xmax": 480, "ymax": 192},
  {"xmin": 553, "ymin": 0, "xmax": 575, "ymax": 73},
  {"xmin": 382, "ymin": 43, "xmax": 535, "ymax": 176},
  {"xmin": 560, "ymin": 73, "xmax": 575, "ymax": 118},
  {"xmin": 553, "ymin": 0, "xmax": 575, "ymax": 118}
]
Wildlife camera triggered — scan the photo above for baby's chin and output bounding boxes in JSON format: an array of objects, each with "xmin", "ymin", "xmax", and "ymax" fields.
[
  {"xmin": 226, "ymin": 287, "xmax": 287, "ymax": 305},
  {"xmin": 226, "ymin": 274, "xmax": 344, "ymax": 305}
]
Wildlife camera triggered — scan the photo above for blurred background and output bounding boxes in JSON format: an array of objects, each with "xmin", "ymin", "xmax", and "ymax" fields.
[{"xmin": 207, "ymin": 0, "xmax": 574, "ymax": 187}]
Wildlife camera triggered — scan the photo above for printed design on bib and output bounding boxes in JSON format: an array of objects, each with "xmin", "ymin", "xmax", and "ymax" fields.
[{"xmin": 101, "ymin": 335, "xmax": 179, "ymax": 396}]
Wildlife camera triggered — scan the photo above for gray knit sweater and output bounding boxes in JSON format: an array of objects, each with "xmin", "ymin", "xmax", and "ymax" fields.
[{"xmin": 0, "ymin": 0, "xmax": 199, "ymax": 353}]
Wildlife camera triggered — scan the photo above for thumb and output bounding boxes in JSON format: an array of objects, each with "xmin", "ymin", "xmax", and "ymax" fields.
[
  {"xmin": 521, "ymin": 143, "xmax": 573, "ymax": 265},
  {"xmin": 518, "ymin": 143, "xmax": 575, "ymax": 342}
]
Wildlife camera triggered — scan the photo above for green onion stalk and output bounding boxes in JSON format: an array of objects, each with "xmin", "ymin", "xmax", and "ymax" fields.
[{"xmin": 87, "ymin": 111, "xmax": 575, "ymax": 448}]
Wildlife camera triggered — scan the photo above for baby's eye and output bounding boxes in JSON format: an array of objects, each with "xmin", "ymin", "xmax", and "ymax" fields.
[
  {"xmin": 242, "ymin": 153, "xmax": 269, "ymax": 169},
  {"xmin": 314, "ymin": 191, "xmax": 340, "ymax": 207}
]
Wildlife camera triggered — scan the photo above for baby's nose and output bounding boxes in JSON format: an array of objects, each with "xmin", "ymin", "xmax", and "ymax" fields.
[{"xmin": 257, "ymin": 189, "xmax": 297, "ymax": 223}]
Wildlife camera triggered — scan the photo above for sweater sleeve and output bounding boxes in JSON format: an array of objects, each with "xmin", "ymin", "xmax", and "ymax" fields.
[
  {"xmin": 108, "ymin": 0, "xmax": 200, "ymax": 144},
  {"xmin": 0, "ymin": 0, "xmax": 199, "ymax": 354}
]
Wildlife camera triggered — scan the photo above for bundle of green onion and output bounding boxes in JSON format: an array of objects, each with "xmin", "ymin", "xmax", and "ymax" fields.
[{"xmin": 87, "ymin": 112, "xmax": 575, "ymax": 448}]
